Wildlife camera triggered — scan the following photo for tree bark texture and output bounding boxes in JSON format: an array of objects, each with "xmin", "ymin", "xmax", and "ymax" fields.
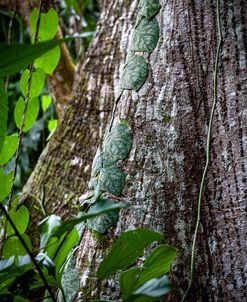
[{"xmin": 23, "ymin": 0, "xmax": 246, "ymax": 301}]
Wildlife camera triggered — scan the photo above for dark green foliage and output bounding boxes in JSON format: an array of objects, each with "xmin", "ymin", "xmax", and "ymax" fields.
[
  {"xmin": 0, "ymin": 39, "xmax": 69, "ymax": 77},
  {"xmin": 87, "ymin": 198, "xmax": 120, "ymax": 233},
  {"xmin": 138, "ymin": 0, "xmax": 161, "ymax": 19},
  {"xmin": 119, "ymin": 55, "xmax": 148, "ymax": 91},
  {"xmin": 0, "ymin": 80, "xmax": 8, "ymax": 153},
  {"xmin": 99, "ymin": 165, "xmax": 126, "ymax": 196},
  {"xmin": 97, "ymin": 229, "xmax": 164, "ymax": 280},
  {"xmin": 129, "ymin": 18, "xmax": 159, "ymax": 53}
]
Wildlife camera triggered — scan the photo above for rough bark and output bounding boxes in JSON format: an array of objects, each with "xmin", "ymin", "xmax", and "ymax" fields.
[{"xmin": 22, "ymin": 0, "xmax": 246, "ymax": 301}]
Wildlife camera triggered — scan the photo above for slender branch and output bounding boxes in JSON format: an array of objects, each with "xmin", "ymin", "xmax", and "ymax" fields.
[
  {"xmin": 181, "ymin": 0, "xmax": 223, "ymax": 301},
  {"xmin": 0, "ymin": 203, "xmax": 56, "ymax": 302},
  {"xmin": 7, "ymin": 0, "xmax": 42, "ymax": 209}
]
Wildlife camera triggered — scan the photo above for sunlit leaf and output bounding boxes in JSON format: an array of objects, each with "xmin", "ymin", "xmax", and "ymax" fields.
[
  {"xmin": 30, "ymin": 8, "xmax": 59, "ymax": 41},
  {"xmin": 36, "ymin": 252, "xmax": 56, "ymax": 278},
  {"xmin": 48, "ymin": 119, "xmax": 58, "ymax": 133},
  {"xmin": 97, "ymin": 229, "xmax": 164, "ymax": 280},
  {"xmin": 54, "ymin": 228, "xmax": 79, "ymax": 278},
  {"xmin": 0, "ymin": 133, "xmax": 18, "ymax": 166},
  {"xmin": 14, "ymin": 96, "xmax": 40, "ymax": 132},
  {"xmin": 41, "ymin": 95, "xmax": 52, "ymax": 112},
  {"xmin": 20, "ymin": 68, "xmax": 45, "ymax": 98},
  {"xmin": 35, "ymin": 45, "xmax": 61, "ymax": 75},
  {"xmin": 119, "ymin": 55, "xmax": 148, "ymax": 91},
  {"xmin": 0, "ymin": 168, "xmax": 13, "ymax": 202}
]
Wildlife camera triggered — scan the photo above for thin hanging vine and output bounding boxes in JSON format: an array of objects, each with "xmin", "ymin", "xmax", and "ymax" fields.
[{"xmin": 181, "ymin": 0, "xmax": 223, "ymax": 300}]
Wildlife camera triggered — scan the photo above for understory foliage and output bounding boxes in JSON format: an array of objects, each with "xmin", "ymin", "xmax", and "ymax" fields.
[{"xmin": 0, "ymin": 1, "xmax": 179, "ymax": 301}]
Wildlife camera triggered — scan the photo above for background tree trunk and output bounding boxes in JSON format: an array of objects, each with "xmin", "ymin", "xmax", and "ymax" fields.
[{"xmin": 23, "ymin": 0, "xmax": 247, "ymax": 301}]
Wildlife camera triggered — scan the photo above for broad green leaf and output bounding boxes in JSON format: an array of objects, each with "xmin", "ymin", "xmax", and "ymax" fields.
[
  {"xmin": 20, "ymin": 68, "xmax": 45, "ymax": 98},
  {"xmin": 6, "ymin": 205, "xmax": 29, "ymax": 236},
  {"xmin": 14, "ymin": 296, "xmax": 30, "ymax": 302},
  {"xmin": 119, "ymin": 55, "xmax": 148, "ymax": 91},
  {"xmin": 129, "ymin": 18, "xmax": 159, "ymax": 53},
  {"xmin": 53, "ymin": 201, "xmax": 128, "ymax": 237},
  {"xmin": 30, "ymin": 8, "xmax": 59, "ymax": 41},
  {"xmin": 0, "ymin": 39, "xmax": 68, "ymax": 77},
  {"xmin": 0, "ymin": 168, "xmax": 13, "ymax": 201},
  {"xmin": 103, "ymin": 123, "xmax": 132, "ymax": 164},
  {"xmin": 127, "ymin": 275, "xmax": 171, "ymax": 301},
  {"xmin": 36, "ymin": 252, "xmax": 56, "ymax": 278},
  {"xmin": 48, "ymin": 119, "xmax": 58, "ymax": 132},
  {"xmin": 35, "ymin": 45, "xmax": 61, "ymax": 75},
  {"xmin": 0, "ymin": 133, "xmax": 18, "ymax": 165},
  {"xmin": 91, "ymin": 148, "xmax": 103, "ymax": 177},
  {"xmin": 97, "ymin": 229, "xmax": 164, "ymax": 280},
  {"xmin": 54, "ymin": 228, "xmax": 79, "ymax": 277},
  {"xmin": 138, "ymin": 0, "xmax": 161, "ymax": 19},
  {"xmin": 0, "ymin": 80, "xmax": 8, "ymax": 153},
  {"xmin": 99, "ymin": 165, "xmax": 126, "ymax": 196},
  {"xmin": 14, "ymin": 96, "xmax": 40, "ymax": 132},
  {"xmin": 137, "ymin": 245, "xmax": 176, "ymax": 287},
  {"xmin": 38, "ymin": 214, "xmax": 62, "ymax": 250},
  {"xmin": 60, "ymin": 256, "xmax": 80, "ymax": 302},
  {"xmin": 120, "ymin": 267, "xmax": 141, "ymax": 299},
  {"xmin": 41, "ymin": 95, "xmax": 52, "ymax": 112},
  {"xmin": 120, "ymin": 245, "xmax": 176, "ymax": 298},
  {"xmin": 87, "ymin": 198, "xmax": 120, "ymax": 233},
  {"xmin": 3, "ymin": 234, "xmax": 32, "ymax": 259}
]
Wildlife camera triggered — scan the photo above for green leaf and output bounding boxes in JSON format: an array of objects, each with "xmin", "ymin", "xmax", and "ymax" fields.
[
  {"xmin": 38, "ymin": 214, "xmax": 62, "ymax": 250},
  {"xmin": 129, "ymin": 18, "xmax": 159, "ymax": 53},
  {"xmin": 0, "ymin": 168, "xmax": 13, "ymax": 201},
  {"xmin": 20, "ymin": 68, "xmax": 45, "ymax": 98},
  {"xmin": 138, "ymin": 245, "xmax": 176, "ymax": 287},
  {"xmin": 36, "ymin": 252, "xmax": 56, "ymax": 278},
  {"xmin": 35, "ymin": 45, "xmax": 61, "ymax": 75},
  {"xmin": 138, "ymin": 0, "xmax": 161, "ymax": 19},
  {"xmin": 0, "ymin": 39, "xmax": 68, "ymax": 78},
  {"xmin": 87, "ymin": 198, "xmax": 120, "ymax": 233},
  {"xmin": 14, "ymin": 96, "xmax": 40, "ymax": 132},
  {"xmin": 119, "ymin": 55, "xmax": 148, "ymax": 91},
  {"xmin": 97, "ymin": 229, "xmax": 164, "ymax": 280},
  {"xmin": 60, "ymin": 256, "xmax": 80, "ymax": 302},
  {"xmin": 30, "ymin": 8, "xmax": 59, "ymax": 41},
  {"xmin": 48, "ymin": 119, "xmax": 58, "ymax": 132},
  {"xmin": 103, "ymin": 123, "xmax": 132, "ymax": 164},
  {"xmin": 120, "ymin": 267, "xmax": 141, "ymax": 299},
  {"xmin": 52, "ymin": 201, "xmax": 128, "ymax": 237},
  {"xmin": 0, "ymin": 133, "xmax": 18, "ymax": 166},
  {"xmin": 126, "ymin": 275, "xmax": 171, "ymax": 301},
  {"xmin": 120, "ymin": 245, "xmax": 176, "ymax": 298},
  {"xmin": 6, "ymin": 205, "xmax": 29, "ymax": 236},
  {"xmin": 41, "ymin": 95, "xmax": 52, "ymax": 112},
  {"xmin": 0, "ymin": 80, "xmax": 8, "ymax": 153},
  {"xmin": 3, "ymin": 234, "xmax": 32, "ymax": 259},
  {"xmin": 91, "ymin": 148, "xmax": 103, "ymax": 177},
  {"xmin": 99, "ymin": 165, "xmax": 126, "ymax": 196},
  {"xmin": 54, "ymin": 228, "xmax": 79, "ymax": 278}
]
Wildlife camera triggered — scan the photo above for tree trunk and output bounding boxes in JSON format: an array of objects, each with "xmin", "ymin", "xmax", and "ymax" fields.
[{"xmin": 23, "ymin": 0, "xmax": 247, "ymax": 301}]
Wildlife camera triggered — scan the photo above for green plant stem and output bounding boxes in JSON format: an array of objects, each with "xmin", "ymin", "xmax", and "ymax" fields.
[
  {"xmin": 181, "ymin": 1, "xmax": 223, "ymax": 301},
  {"xmin": 0, "ymin": 203, "xmax": 56, "ymax": 302}
]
